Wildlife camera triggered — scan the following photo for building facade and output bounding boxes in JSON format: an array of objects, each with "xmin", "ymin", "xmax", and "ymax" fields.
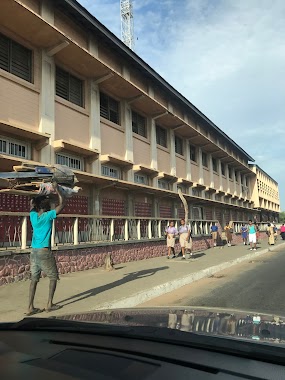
[{"xmin": 0, "ymin": 0, "xmax": 280, "ymax": 228}]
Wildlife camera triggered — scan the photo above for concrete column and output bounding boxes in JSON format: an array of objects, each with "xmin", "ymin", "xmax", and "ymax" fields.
[
  {"xmin": 209, "ymin": 154, "xmax": 214, "ymax": 188},
  {"xmin": 89, "ymin": 81, "xmax": 101, "ymax": 174},
  {"xmin": 39, "ymin": 50, "xmax": 55, "ymax": 164},
  {"xmin": 149, "ymin": 118, "xmax": 158, "ymax": 187},
  {"xmin": 127, "ymin": 193, "xmax": 134, "ymax": 216},
  {"xmin": 88, "ymin": 35, "xmax": 99, "ymax": 57},
  {"xmin": 169, "ymin": 129, "xmax": 176, "ymax": 177},
  {"xmin": 185, "ymin": 140, "xmax": 192, "ymax": 182},
  {"xmin": 40, "ymin": 0, "xmax": 54, "ymax": 24},
  {"xmin": 219, "ymin": 159, "xmax": 223, "ymax": 192},
  {"xmin": 121, "ymin": 100, "xmax": 134, "ymax": 181},
  {"xmin": 233, "ymin": 169, "xmax": 237, "ymax": 196},
  {"xmin": 89, "ymin": 188, "xmax": 100, "ymax": 215},
  {"xmin": 226, "ymin": 164, "xmax": 230, "ymax": 193},
  {"xmin": 237, "ymin": 172, "xmax": 242, "ymax": 198},
  {"xmin": 198, "ymin": 147, "xmax": 204, "ymax": 185}
]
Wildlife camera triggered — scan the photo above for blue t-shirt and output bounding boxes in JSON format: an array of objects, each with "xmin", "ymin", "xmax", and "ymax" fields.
[
  {"xmin": 211, "ymin": 225, "xmax": 218, "ymax": 232},
  {"xmin": 30, "ymin": 209, "xmax": 57, "ymax": 248}
]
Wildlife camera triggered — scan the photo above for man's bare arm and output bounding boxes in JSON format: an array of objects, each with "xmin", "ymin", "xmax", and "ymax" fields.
[{"xmin": 53, "ymin": 183, "xmax": 66, "ymax": 215}]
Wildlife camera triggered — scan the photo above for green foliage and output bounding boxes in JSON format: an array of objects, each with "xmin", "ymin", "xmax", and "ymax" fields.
[{"xmin": 279, "ymin": 211, "xmax": 285, "ymax": 223}]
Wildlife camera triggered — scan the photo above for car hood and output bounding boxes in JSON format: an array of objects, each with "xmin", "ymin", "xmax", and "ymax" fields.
[{"xmin": 54, "ymin": 306, "xmax": 285, "ymax": 344}]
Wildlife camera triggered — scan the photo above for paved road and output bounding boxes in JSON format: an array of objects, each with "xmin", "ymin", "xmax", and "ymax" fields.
[{"xmin": 141, "ymin": 247, "xmax": 285, "ymax": 316}]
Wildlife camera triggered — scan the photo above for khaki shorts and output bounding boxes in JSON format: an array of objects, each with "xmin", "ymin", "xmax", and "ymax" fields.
[
  {"xmin": 30, "ymin": 248, "xmax": 59, "ymax": 282},
  {"xmin": 166, "ymin": 234, "xmax": 175, "ymax": 248},
  {"xmin": 212, "ymin": 231, "xmax": 218, "ymax": 239}
]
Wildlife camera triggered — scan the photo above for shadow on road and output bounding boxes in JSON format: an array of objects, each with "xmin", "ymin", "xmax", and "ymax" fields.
[
  {"xmin": 191, "ymin": 252, "xmax": 206, "ymax": 259},
  {"xmin": 57, "ymin": 266, "xmax": 169, "ymax": 307}
]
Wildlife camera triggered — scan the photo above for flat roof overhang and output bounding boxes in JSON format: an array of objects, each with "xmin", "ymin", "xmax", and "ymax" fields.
[{"xmin": 0, "ymin": 121, "xmax": 50, "ymax": 150}]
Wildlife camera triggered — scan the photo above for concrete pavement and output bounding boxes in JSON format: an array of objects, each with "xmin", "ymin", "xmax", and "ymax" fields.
[{"xmin": 0, "ymin": 238, "xmax": 285, "ymax": 322}]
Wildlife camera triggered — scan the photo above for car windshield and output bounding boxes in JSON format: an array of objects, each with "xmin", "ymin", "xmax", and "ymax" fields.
[{"xmin": 0, "ymin": 0, "xmax": 284, "ymax": 347}]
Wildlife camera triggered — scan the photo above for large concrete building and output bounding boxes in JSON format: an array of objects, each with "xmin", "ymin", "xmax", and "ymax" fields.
[{"xmin": 0, "ymin": 0, "xmax": 280, "ymax": 227}]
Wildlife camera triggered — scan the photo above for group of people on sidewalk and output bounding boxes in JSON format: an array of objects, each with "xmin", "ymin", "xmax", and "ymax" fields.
[
  {"xmin": 211, "ymin": 220, "xmax": 280, "ymax": 251},
  {"xmin": 165, "ymin": 219, "xmax": 193, "ymax": 260}
]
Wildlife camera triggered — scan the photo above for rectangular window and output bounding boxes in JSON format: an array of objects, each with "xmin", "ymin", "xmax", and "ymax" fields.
[
  {"xmin": 158, "ymin": 179, "xmax": 169, "ymax": 190},
  {"xmin": 221, "ymin": 162, "xmax": 225, "ymax": 176},
  {"xmin": 101, "ymin": 165, "xmax": 120, "ymax": 179},
  {"xmin": 132, "ymin": 111, "xmax": 146, "ymax": 137},
  {"xmin": 134, "ymin": 173, "xmax": 148, "ymax": 185},
  {"xmin": 175, "ymin": 135, "xmax": 183, "ymax": 155},
  {"xmin": 235, "ymin": 170, "xmax": 238, "ymax": 182},
  {"xmin": 212, "ymin": 157, "xmax": 217, "ymax": 172},
  {"xmin": 56, "ymin": 67, "xmax": 83, "ymax": 107},
  {"xmin": 100, "ymin": 92, "xmax": 120, "ymax": 124},
  {"xmin": 156, "ymin": 125, "xmax": 167, "ymax": 148},
  {"xmin": 202, "ymin": 152, "xmax": 208, "ymax": 167},
  {"xmin": 192, "ymin": 188, "xmax": 201, "ymax": 197},
  {"xmin": 0, "ymin": 33, "xmax": 32, "ymax": 82},
  {"xmin": 189, "ymin": 144, "xmax": 196, "ymax": 162},
  {"xmin": 228, "ymin": 166, "xmax": 233, "ymax": 179},
  {"xmin": 56, "ymin": 153, "xmax": 83, "ymax": 170},
  {"xmin": 0, "ymin": 136, "xmax": 29, "ymax": 159},
  {"xmin": 177, "ymin": 185, "xmax": 186, "ymax": 194}
]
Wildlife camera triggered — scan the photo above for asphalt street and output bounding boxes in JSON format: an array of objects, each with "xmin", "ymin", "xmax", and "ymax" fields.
[{"xmin": 141, "ymin": 246, "xmax": 285, "ymax": 316}]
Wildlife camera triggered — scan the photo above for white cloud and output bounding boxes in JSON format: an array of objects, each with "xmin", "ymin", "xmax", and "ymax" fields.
[{"xmin": 77, "ymin": 0, "xmax": 285, "ymax": 208}]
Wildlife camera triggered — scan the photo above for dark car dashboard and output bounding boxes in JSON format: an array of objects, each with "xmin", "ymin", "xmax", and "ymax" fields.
[{"xmin": 1, "ymin": 322, "xmax": 285, "ymax": 379}]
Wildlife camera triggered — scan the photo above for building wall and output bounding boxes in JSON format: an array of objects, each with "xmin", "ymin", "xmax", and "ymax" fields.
[{"xmin": 0, "ymin": 0, "xmax": 279, "ymax": 229}]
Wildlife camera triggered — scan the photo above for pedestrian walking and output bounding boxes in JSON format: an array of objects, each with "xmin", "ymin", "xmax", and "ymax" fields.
[
  {"xmin": 248, "ymin": 219, "xmax": 257, "ymax": 251},
  {"xmin": 240, "ymin": 223, "xmax": 248, "ymax": 245},
  {"xmin": 280, "ymin": 223, "xmax": 285, "ymax": 240},
  {"xmin": 27, "ymin": 183, "xmax": 65, "ymax": 316},
  {"xmin": 165, "ymin": 221, "xmax": 178, "ymax": 259},
  {"xmin": 224, "ymin": 222, "xmax": 233, "ymax": 246},
  {"xmin": 255, "ymin": 222, "xmax": 260, "ymax": 244},
  {"xmin": 178, "ymin": 218, "xmax": 192, "ymax": 260},
  {"xmin": 267, "ymin": 223, "xmax": 275, "ymax": 245},
  {"xmin": 273, "ymin": 224, "xmax": 278, "ymax": 241},
  {"xmin": 211, "ymin": 222, "xmax": 218, "ymax": 247}
]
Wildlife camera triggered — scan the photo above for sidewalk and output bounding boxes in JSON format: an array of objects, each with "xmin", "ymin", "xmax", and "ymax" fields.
[{"xmin": 1, "ymin": 239, "xmax": 285, "ymax": 322}]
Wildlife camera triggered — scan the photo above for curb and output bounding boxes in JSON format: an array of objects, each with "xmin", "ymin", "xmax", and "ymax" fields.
[{"xmin": 94, "ymin": 242, "xmax": 285, "ymax": 310}]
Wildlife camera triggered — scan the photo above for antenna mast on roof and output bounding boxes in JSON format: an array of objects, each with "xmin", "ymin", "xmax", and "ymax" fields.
[{"xmin": 120, "ymin": 0, "xmax": 134, "ymax": 50}]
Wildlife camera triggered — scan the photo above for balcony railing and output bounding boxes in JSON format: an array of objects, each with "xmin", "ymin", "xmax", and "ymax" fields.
[
  {"xmin": 0, "ymin": 212, "xmax": 271, "ymax": 251},
  {"xmin": 0, "ymin": 212, "xmax": 217, "ymax": 250}
]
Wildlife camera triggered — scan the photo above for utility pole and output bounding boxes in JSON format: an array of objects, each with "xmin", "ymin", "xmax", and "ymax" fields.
[{"xmin": 120, "ymin": 0, "xmax": 134, "ymax": 50}]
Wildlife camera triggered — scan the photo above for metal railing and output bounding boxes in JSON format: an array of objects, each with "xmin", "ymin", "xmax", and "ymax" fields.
[{"xmin": 0, "ymin": 212, "xmax": 218, "ymax": 250}]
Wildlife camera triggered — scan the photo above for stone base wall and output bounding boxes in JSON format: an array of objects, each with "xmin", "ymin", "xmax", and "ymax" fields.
[{"xmin": 0, "ymin": 233, "xmax": 267, "ymax": 286}]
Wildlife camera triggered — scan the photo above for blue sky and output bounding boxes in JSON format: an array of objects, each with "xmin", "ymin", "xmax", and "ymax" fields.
[{"xmin": 78, "ymin": 0, "xmax": 285, "ymax": 209}]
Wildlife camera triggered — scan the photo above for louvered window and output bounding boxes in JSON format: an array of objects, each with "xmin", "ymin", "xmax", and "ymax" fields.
[
  {"xmin": 0, "ymin": 136, "xmax": 29, "ymax": 158},
  {"xmin": 189, "ymin": 144, "xmax": 197, "ymax": 162},
  {"xmin": 100, "ymin": 92, "xmax": 120, "ymax": 124},
  {"xmin": 156, "ymin": 125, "xmax": 167, "ymax": 148},
  {"xmin": 175, "ymin": 135, "xmax": 183, "ymax": 155},
  {"xmin": 0, "ymin": 33, "xmax": 32, "ymax": 82},
  {"xmin": 56, "ymin": 153, "xmax": 83, "ymax": 170},
  {"xmin": 101, "ymin": 165, "xmax": 120, "ymax": 179},
  {"xmin": 56, "ymin": 67, "xmax": 83, "ymax": 107},
  {"xmin": 132, "ymin": 111, "xmax": 146, "ymax": 137}
]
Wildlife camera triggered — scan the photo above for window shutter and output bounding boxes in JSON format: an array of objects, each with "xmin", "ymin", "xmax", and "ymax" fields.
[
  {"xmin": 109, "ymin": 97, "xmax": 119, "ymax": 124},
  {"xmin": 10, "ymin": 40, "xmax": 32, "ymax": 82},
  {"xmin": 69, "ymin": 75, "xmax": 82, "ymax": 107},
  {"xmin": 100, "ymin": 92, "xmax": 109, "ymax": 119},
  {"xmin": 156, "ymin": 126, "xmax": 167, "ymax": 148},
  {"xmin": 0, "ymin": 33, "xmax": 9, "ymax": 72},
  {"xmin": 56, "ymin": 67, "xmax": 69, "ymax": 100}
]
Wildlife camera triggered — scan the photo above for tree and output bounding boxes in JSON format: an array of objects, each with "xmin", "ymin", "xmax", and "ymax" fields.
[{"xmin": 279, "ymin": 211, "xmax": 285, "ymax": 223}]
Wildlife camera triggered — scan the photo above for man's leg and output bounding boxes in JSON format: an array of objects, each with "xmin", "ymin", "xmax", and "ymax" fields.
[
  {"xmin": 27, "ymin": 250, "xmax": 43, "ymax": 315},
  {"xmin": 47, "ymin": 280, "xmax": 57, "ymax": 310},
  {"xmin": 28, "ymin": 280, "xmax": 38, "ymax": 313}
]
